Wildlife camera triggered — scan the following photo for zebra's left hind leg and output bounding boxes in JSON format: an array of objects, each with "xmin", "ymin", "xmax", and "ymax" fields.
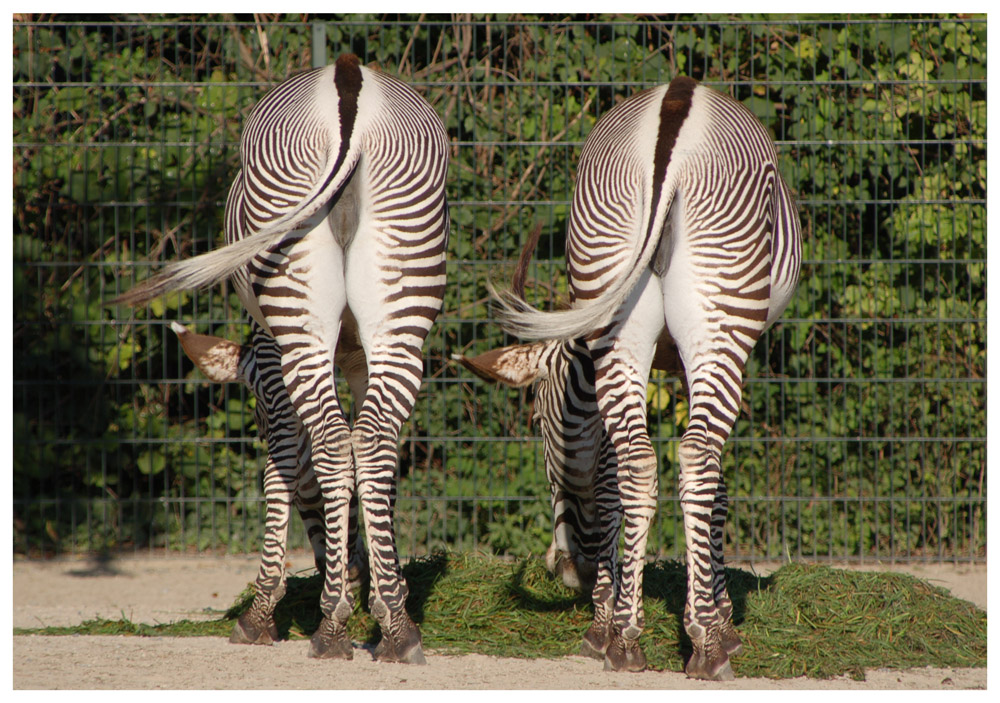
[
  {"xmin": 295, "ymin": 467, "xmax": 369, "ymax": 590},
  {"xmin": 588, "ymin": 270, "xmax": 663, "ymax": 673},
  {"xmin": 292, "ymin": 463, "xmax": 327, "ymax": 574}
]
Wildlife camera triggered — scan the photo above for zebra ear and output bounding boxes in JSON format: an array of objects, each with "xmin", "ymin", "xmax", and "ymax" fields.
[
  {"xmin": 170, "ymin": 322, "xmax": 244, "ymax": 383},
  {"xmin": 454, "ymin": 342, "xmax": 552, "ymax": 388}
]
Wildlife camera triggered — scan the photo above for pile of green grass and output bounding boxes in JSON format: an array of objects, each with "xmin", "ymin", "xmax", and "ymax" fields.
[{"xmin": 17, "ymin": 553, "xmax": 985, "ymax": 679}]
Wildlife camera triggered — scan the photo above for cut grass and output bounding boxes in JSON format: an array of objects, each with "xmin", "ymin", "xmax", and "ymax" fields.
[{"xmin": 15, "ymin": 553, "xmax": 986, "ymax": 679}]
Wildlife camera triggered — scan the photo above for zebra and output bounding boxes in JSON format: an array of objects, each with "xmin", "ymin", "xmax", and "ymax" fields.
[
  {"xmin": 462, "ymin": 75, "xmax": 801, "ymax": 679},
  {"xmin": 114, "ymin": 54, "xmax": 450, "ymax": 664},
  {"xmin": 169, "ymin": 319, "xmax": 368, "ymax": 646}
]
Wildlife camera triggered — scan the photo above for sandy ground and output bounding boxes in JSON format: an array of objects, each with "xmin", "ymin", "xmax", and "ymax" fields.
[{"xmin": 11, "ymin": 552, "xmax": 988, "ymax": 690}]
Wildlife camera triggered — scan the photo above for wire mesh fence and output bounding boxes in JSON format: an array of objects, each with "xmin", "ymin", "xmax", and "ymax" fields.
[{"xmin": 12, "ymin": 15, "xmax": 986, "ymax": 563}]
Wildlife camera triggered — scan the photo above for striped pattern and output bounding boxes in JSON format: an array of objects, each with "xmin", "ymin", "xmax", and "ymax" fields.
[
  {"xmin": 119, "ymin": 55, "xmax": 448, "ymax": 664},
  {"xmin": 228, "ymin": 57, "xmax": 448, "ymax": 664},
  {"xmin": 486, "ymin": 76, "xmax": 802, "ymax": 679},
  {"xmin": 171, "ymin": 321, "xmax": 366, "ymax": 646}
]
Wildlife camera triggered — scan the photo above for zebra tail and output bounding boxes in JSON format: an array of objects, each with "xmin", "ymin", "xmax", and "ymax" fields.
[
  {"xmin": 111, "ymin": 223, "xmax": 299, "ymax": 307},
  {"xmin": 111, "ymin": 144, "xmax": 362, "ymax": 309},
  {"xmin": 492, "ymin": 187, "xmax": 677, "ymax": 343}
]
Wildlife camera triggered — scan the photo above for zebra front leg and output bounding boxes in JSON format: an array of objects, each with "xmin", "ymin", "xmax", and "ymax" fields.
[
  {"xmin": 579, "ymin": 436, "xmax": 622, "ymax": 661},
  {"xmin": 230, "ymin": 330, "xmax": 306, "ymax": 646},
  {"xmin": 546, "ymin": 487, "xmax": 599, "ymax": 592},
  {"xmin": 231, "ymin": 413, "xmax": 306, "ymax": 645},
  {"xmin": 231, "ymin": 486, "xmax": 294, "ymax": 645}
]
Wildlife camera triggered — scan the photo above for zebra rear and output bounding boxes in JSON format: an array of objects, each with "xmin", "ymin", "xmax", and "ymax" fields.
[
  {"xmin": 115, "ymin": 54, "xmax": 449, "ymax": 664},
  {"xmin": 480, "ymin": 75, "xmax": 801, "ymax": 679}
]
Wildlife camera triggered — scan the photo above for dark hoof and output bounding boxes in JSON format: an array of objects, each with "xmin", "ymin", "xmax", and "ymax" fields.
[
  {"xmin": 372, "ymin": 616, "xmax": 426, "ymax": 665},
  {"xmin": 685, "ymin": 650, "xmax": 735, "ymax": 681},
  {"xmin": 229, "ymin": 612, "xmax": 278, "ymax": 645},
  {"xmin": 603, "ymin": 634, "xmax": 647, "ymax": 672},
  {"xmin": 545, "ymin": 544, "xmax": 597, "ymax": 593},
  {"xmin": 308, "ymin": 617, "xmax": 353, "ymax": 660},
  {"xmin": 580, "ymin": 621, "xmax": 611, "ymax": 661},
  {"xmin": 721, "ymin": 627, "xmax": 743, "ymax": 657},
  {"xmin": 580, "ymin": 637, "xmax": 605, "ymax": 661}
]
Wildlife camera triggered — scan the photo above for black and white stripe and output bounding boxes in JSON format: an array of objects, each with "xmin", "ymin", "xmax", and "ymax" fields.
[
  {"xmin": 483, "ymin": 76, "xmax": 802, "ymax": 679},
  {"xmin": 169, "ymin": 320, "xmax": 367, "ymax": 646},
  {"xmin": 118, "ymin": 54, "xmax": 449, "ymax": 664}
]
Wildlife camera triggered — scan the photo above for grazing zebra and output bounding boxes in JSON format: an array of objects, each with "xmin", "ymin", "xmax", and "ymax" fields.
[
  {"xmin": 463, "ymin": 76, "xmax": 801, "ymax": 679},
  {"xmin": 169, "ymin": 320, "xmax": 368, "ymax": 645},
  {"xmin": 115, "ymin": 54, "xmax": 450, "ymax": 664}
]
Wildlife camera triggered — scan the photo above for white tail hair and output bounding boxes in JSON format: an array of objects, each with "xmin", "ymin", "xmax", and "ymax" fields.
[
  {"xmin": 111, "ymin": 143, "xmax": 360, "ymax": 308},
  {"xmin": 491, "ymin": 187, "xmax": 675, "ymax": 343}
]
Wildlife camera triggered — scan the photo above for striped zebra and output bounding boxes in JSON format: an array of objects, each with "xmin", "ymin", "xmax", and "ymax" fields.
[
  {"xmin": 115, "ymin": 54, "xmax": 450, "ymax": 664},
  {"xmin": 463, "ymin": 76, "xmax": 801, "ymax": 679},
  {"xmin": 169, "ymin": 320, "xmax": 368, "ymax": 645}
]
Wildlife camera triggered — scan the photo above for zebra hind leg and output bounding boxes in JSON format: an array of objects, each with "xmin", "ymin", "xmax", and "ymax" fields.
[
  {"xmin": 292, "ymin": 462, "xmax": 327, "ymax": 575},
  {"xmin": 596, "ymin": 387, "xmax": 658, "ymax": 673},
  {"xmin": 677, "ymin": 431, "xmax": 737, "ymax": 681},
  {"xmin": 710, "ymin": 479, "xmax": 743, "ymax": 657},
  {"xmin": 352, "ymin": 413, "xmax": 425, "ymax": 665},
  {"xmin": 294, "ymin": 462, "xmax": 369, "ymax": 594}
]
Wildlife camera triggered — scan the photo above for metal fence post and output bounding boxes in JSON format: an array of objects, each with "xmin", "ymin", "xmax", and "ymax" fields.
[{"xmin": 312, "ymin": 21, "xmax": 326, "ymax": 69}]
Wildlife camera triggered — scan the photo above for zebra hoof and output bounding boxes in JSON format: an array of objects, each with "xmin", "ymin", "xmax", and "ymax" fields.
[
  {"xmin": 374, "ymin": 638, "xmax": 427, "ymax": 665},
  {"xmin": 230, "ymin": 612, "xmax": 278, "ymax": 645},
  {"xmin": 580, "ymin": 636, "xmax": 605, "ymax": 661},
  {"xmin": 545, "ymin": 544, "xmax": 597, "ymax": 593},
  {"xmin": 580, "ymin": 621, "xmax": 612, "ymax": 661},
  {"xmin": 684, "ymin": 651, "xmax": 735, "ymax": 681},
  {"xmin": 373, "ymin": 616, "xmax": 426, "ymax": 665},
  {"xmin": 308, "ymin": 617, "xmax": 354, "ymax": 660},
  {"xmin": 602, "ymin": 634, "xmax": 647, "ymax": 672},
  {"xmin": 721, "ymin": 627, "xmax": 743, "ymax": 657}
]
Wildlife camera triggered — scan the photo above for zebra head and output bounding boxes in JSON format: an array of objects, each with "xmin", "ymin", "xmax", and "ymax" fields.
[{"xmin": 458, "ymin": 338, "xmax": 605, "ymax": 592}]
